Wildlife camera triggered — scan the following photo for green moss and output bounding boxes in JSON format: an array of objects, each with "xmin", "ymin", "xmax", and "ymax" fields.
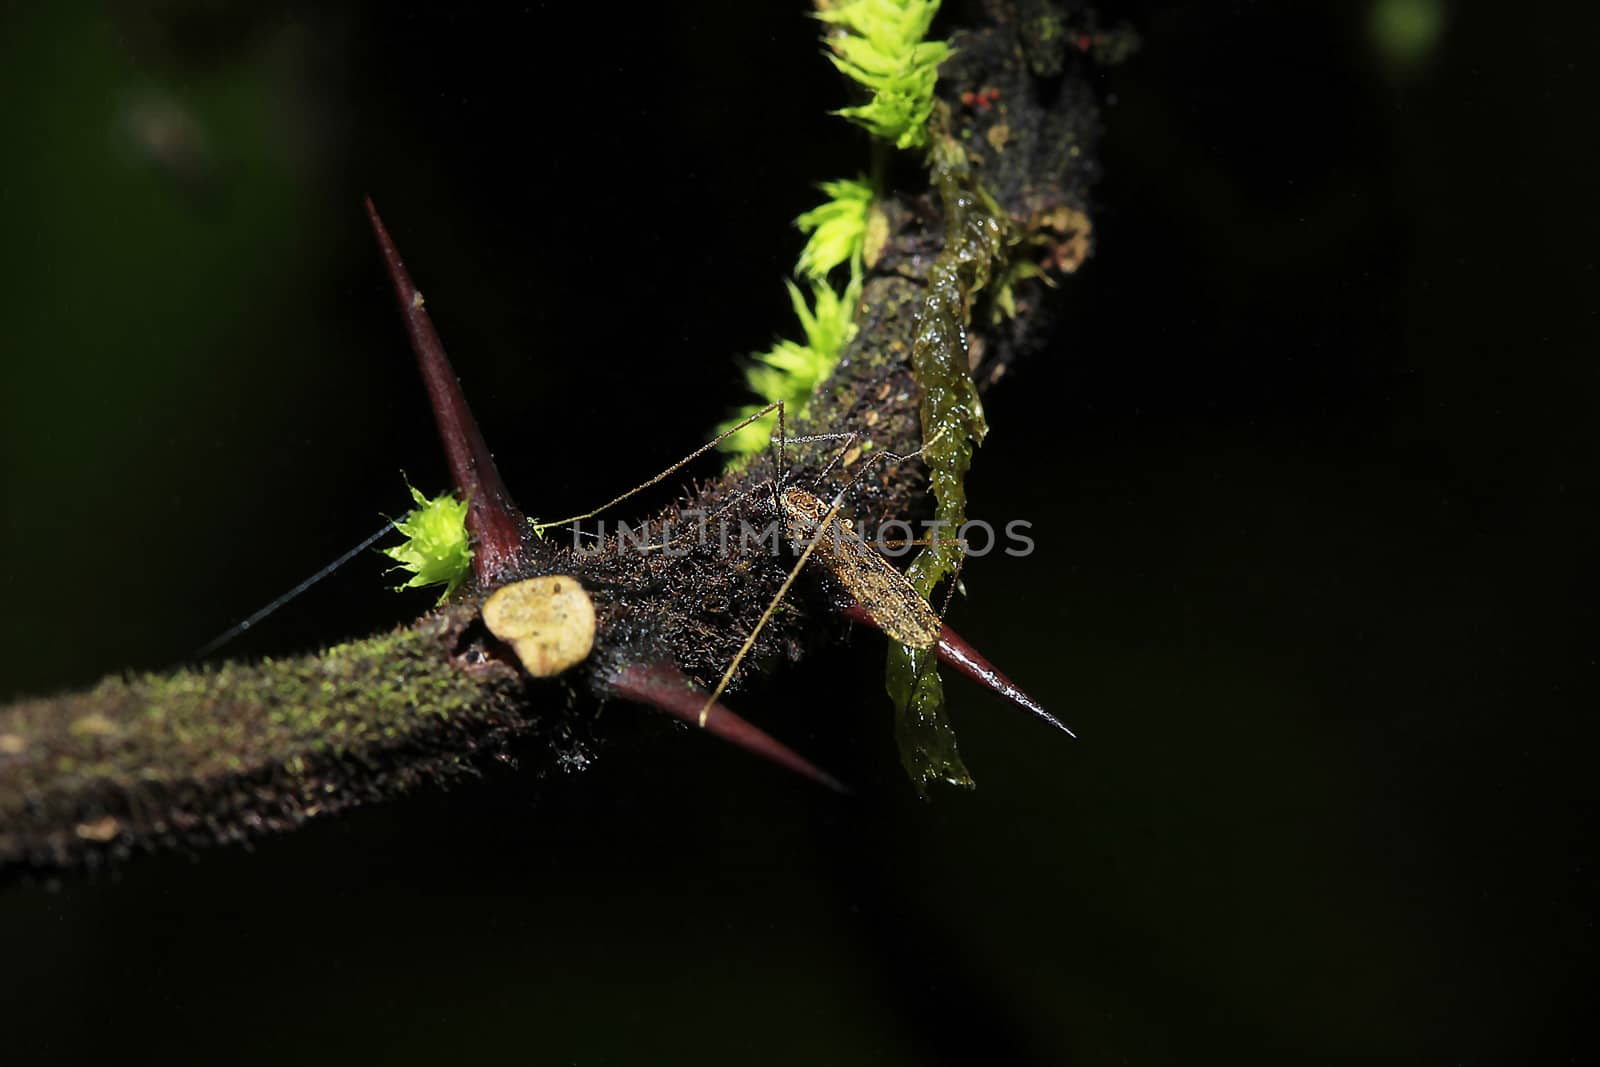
[
  {"xmin": 384, "ymin": 482, "xmax": 472, "ymax": 601},
  {"xmin": 817, "ymin": 0, "xmax": 953, "ymax": 150},
  {"xmin": 719, "ymin": 2, "xmax": 954, "ymax": 458},
  {"xmin": 992, "ymin": 259, "xmax": 1052, "ymax": 323},
  {"xmin": 885, "ymin": 132, "xmax": 1009, "ymax": 792},
  {"xmin": 0, "ymin": 607, "xmax": 530, "ymax": 866},
  {"xmin": 795, "ymin": 177, "xmax": 873, "ymax": 283},
  {"xmin": 1019, "ymin": 0, "xmax": 1069, "ymax": 77},
  {"xmin": 718, "ymin": 272, "xmax": 863, "ymax": 456}
]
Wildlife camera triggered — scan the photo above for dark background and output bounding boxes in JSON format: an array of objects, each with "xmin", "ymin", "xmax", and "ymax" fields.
[{"xmin": 0, "ymin": 1, "xmax": 1592, "ymax": 1062}]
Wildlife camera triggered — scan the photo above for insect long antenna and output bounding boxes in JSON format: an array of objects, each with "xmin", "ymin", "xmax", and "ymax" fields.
[
  {"xmin": 609, "ymin": 661, "xmax": 846, "ymax": 791},
  {"xmin": 365, "ymin": 197, "xmax": 529, "ymax": 585},
  {"xmin": 531, "ymin": 401, "xmax": 786, "ymax": 534},
  {"xmin": 192, "ymin": 522, "xmax": 395, "ymax": 659},
  {"xmin": 695, "ymin": 493, "xmax": 852, "ymax": 727}
]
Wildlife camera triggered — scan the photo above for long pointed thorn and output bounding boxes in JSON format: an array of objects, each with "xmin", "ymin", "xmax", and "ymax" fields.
[
  {"xmin": 364, "ymin": 196, "xmax": 527, "ymax": 585},
  {"xmin": 934, "ymin": 622, "xmax": 1077, "ymax": 738},
  {"xmin": 842, "ymin": 603, "xmax": 1076, "ymax": 739},
  {"xmin": 607, "ymin": 662, "xmax": 849, "ymax": 793}
]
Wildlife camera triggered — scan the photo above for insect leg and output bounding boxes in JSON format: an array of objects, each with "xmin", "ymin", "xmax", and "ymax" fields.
[
  {"xmin": 810, "ymin": 431, "xmax": 860, "ymax": 483},
  {"xmin": 694, "ymin": 491, "xmax": 853, "ymax": 728},
  {"xmin": 636, "ymin": 482, "xmax": 762, "ymax": 554},
  {"xmin": 815, "ymin": 423, "xmax": 951, "ymax": 513},
  {"xmin": 531, "ymin": 400, "xmax": 786, "ymax": 534}
]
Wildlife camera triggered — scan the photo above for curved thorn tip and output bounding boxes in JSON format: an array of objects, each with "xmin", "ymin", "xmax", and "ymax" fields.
[{"xmin": 608, "ymin": 661, "xmax": 849, "ymax": 793}]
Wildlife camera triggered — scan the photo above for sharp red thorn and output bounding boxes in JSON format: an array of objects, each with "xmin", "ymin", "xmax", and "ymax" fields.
[
  {"xmin": 364, "ymin": 196, "xmax": 527, "ymax": 585},
  {"xmin": 935, "ymin": 622, "xmax": 1077, "ymax": 738},
  {"xmin": 842, "ymin": 603, "xmax": 1076, "ymax": 739},
  {"xmin": 607, "ymin": 662, "xmax": 850, "ymax": 793}
]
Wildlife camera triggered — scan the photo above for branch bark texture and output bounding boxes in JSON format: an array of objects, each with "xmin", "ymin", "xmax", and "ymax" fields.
[{"xmin": 0, "ymin": 0, "xmax": 1110, "ymax": 872}]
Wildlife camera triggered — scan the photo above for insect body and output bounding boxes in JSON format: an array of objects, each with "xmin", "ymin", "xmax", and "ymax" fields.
[
  {"xmin": 776, "ymin": 485, "xmax": 940, "ymax": 650},
  {"xmin": 695, "ymin": 445, "xmax": 946, "ymax": 726}
]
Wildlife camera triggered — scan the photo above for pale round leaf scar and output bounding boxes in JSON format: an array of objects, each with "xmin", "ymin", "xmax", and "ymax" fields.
[{"xmin": 480, "ymin": 576, "xmax": 596, "ymax": 677}]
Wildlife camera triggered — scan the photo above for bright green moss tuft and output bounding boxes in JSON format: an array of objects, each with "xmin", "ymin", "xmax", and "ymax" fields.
[
  {"xmin": 384, "ymin": 483, "xmax": 472, "ymax": 601},
  {"xmin": 795, "ymin": 177, "xmax": 873, "ymax": 282},
  {"xmin": 719, "ymin": 3, "xmax": 949, "ymax": 459},
  {"xmin": 817, "ymin": 0, "xmax": 952, "ymax": 150},
  {"xmin": 719, "ymin": 272, "xmax": 862, "ymax": 455}
]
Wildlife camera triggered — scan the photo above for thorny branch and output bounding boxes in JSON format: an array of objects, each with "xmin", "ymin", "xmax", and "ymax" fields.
[{"xmin": 0, "ymin": 0, "xmax": 1116, "ymax": 873}]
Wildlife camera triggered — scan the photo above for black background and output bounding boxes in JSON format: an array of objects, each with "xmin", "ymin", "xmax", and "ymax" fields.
[{"xmin": 0, "ymin": 1, "xmax": 1592, "ymax": 1062}]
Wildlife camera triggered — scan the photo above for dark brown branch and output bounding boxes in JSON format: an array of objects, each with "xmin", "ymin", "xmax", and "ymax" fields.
[{"xmin": 0, "ymin": 1, "xmax": 1106, "ymax": 873}]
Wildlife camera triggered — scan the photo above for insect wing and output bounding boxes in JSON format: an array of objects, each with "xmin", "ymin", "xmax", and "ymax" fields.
[{"xmin": 783, "ymin": 488, "xmax": 941, "ymax": 650}]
